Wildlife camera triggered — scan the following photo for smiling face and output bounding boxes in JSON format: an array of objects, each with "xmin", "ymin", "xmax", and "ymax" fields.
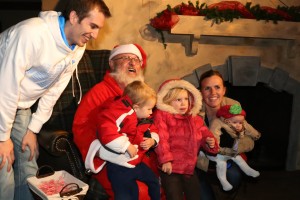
[
  {"xmin": 200, "ymin": 75, "xmax": 226, "ymax": 110},
  {"xmin": 170, "ymin": 89, "xmax": 189, "ymax": 115},
  {"xmin": 66, "ymin": 8, "xmax": 106, "ymax": 47},
  {"xmin": 110, "ymin": 53, "xmax": 142, "ymax": 76},
  {"xmin": 109, "ymin": 53, "xmax": 144, "ymax": 89}
]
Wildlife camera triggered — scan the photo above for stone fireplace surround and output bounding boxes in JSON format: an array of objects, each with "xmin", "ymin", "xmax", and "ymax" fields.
[{"xmin": 182, "ymin": 55, "xmax": 300, "ymax": 171}]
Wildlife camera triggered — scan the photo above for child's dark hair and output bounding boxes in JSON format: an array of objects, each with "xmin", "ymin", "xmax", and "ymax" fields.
[
  {"xmin": 58, "ymin": 0, "xmax": 111, "ymax": 22},
  {"xmin": 199, "ymin": 70, "xmax": 225, "ymax": 89}
]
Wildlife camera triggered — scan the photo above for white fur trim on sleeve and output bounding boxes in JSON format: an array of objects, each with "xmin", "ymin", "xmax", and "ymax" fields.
[
  {"xmin": 150, "ymin": 132, "xmax": 159, "ymax": 146},
  {"xmin": 85, "ymin": 139, "xmax": 106, "ymax": 173},
  {"xmin": 106, "ymin": 135, "xmax": 131, "ymax": 153},
  {"xmin": 99, "ymin": 145, "xmax": 138, "ymax": 168}
]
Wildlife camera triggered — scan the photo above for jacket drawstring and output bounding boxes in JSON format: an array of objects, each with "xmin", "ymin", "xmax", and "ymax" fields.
[
  {"xmin": 71, "ymin": 58, "xmax": 82, "ymax": 104},
  {"xmin": 75, "ymin": 65, "xmax": 82, "ymax": 104}
]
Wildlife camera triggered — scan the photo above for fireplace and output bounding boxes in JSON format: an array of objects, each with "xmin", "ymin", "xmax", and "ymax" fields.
[
  {"xmin": 225, "ymin": 82, "xmax": 293, "ymax": 170},
  {"xmin": 183, "ymin": 55, "xmax": 300, "ymax": 171}
]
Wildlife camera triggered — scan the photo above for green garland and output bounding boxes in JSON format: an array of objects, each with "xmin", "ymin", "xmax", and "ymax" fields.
[
  {"xmin": 150, "ymin": 1, "xmax": 300, "ymax": 47},
  {"xmin": 174, "ymin": 1, "xmax": 300, "ymax": 23}
]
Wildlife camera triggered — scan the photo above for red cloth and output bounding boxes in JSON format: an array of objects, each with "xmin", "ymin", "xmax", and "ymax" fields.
[
  {"xmin": 208, "ymin": 1, "xmax": 254, "ymax": 19},
  {"xmin": 150, "ymin": 9, "xmax": 179, "ymax": 30},
  {"xmin": 175, "ymin": 3, "xmax": 199, "ymax": 16}
]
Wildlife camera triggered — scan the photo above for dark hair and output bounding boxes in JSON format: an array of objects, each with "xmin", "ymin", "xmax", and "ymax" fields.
[
  {"xmin": 199, "ymin": 69, "xmax": 225, "ymax": 89},
  {"xmin": 57, "ymin": 0, "xmax": 111, "ymax": 22}
]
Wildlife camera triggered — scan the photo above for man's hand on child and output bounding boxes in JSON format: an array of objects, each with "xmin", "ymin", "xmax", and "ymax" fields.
[
  {"xmin": 206, "ymin": 137, "xmax": 215, "ymax": 148},
  {"xmin": 140, "ymin": 138, "xmax": 155, "ymax": 150}
]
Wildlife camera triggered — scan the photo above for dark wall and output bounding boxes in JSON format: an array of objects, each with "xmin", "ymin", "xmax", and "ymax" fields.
[{"xmin": 0, "ymin": 0, "xmax": 41, "ymax": 32}]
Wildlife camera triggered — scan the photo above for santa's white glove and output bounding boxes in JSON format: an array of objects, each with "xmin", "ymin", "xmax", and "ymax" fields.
[{"xmin": 99, "ymin": 145, "xmax": 139, "ymax": 168}]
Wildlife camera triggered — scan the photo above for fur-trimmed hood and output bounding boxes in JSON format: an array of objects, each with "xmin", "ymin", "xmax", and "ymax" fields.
[{"xmin": 156, "ymin": 79, "xmax": 202, "ymax": 116}]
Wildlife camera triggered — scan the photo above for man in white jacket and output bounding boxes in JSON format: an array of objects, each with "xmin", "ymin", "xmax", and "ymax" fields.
[{"xmin": 0, "ymin": 1, "xmax": 111, "ymax": 199}]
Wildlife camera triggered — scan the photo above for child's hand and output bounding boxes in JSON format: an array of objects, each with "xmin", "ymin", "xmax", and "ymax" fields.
[
  {"xmin": 140, "ymin": 138, "xmax": 155, "ymax": 150},
  {"xmin": 126, "ymin": 144, "xmax": 138, "ymax": 158},
  {"xmin": 206, "ymin": 137, "xmax": 215, "ymax": 148},
  {"xmin": 162, "ymin": 162, "xmax": 172, "ymax": 175}
]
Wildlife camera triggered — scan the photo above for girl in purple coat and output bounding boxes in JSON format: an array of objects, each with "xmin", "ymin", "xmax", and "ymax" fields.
[{"xmin": 153, "ymin": 79, "xmax": 219, "ymax": 200}]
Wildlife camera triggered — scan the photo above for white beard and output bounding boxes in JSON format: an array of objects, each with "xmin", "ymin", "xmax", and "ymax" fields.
[{"xmin": 110, "ymin": 71, "xmax": 144, "ymax": 88}]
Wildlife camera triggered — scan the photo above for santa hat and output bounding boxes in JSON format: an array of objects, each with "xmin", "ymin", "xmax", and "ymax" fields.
[
  {"xmin": 109, "ymin": 44, "xmax": 147, "ymax": 69},
  {"xmin": 217, "ymin": 104, "xmax": 246, "ymax": 119}
]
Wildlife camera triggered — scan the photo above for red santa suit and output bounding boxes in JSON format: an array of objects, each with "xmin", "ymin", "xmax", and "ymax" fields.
[
  {"xmin": 73, "ymin": 73, "xmax": 160, "ymax": 199},
  {"xmin": 96, "ymin": 95, "xmax": 159, "ymax": 167},
  {"xmin": 73, "ymin": 43, "xmax": 161, "ymax": 199},
  {"xmin": 73, "ymin": 72, "xmax": 123, "ymax": 173}
]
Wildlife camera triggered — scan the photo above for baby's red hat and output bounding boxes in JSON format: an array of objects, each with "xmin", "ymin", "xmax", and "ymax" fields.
[{"xmin": 217, "ymin": 104, "xmax": 246, "ymax": 119}]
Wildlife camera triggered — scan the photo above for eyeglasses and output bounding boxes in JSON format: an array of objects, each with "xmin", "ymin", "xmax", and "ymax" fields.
[{"xmin": 112, "ymin": 56, "xmax": 141, "ymax": 64}]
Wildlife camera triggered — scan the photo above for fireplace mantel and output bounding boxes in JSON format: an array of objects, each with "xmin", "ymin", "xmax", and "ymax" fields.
[{"xmin": 171, "ymin": 16, "xmax": 300, "ymax": 57}]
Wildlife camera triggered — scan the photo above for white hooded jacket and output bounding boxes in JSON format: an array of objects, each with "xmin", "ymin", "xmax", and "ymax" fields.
[{"xmin": 0, "ymin": 11, "xmax": 85, "ymax": 141}]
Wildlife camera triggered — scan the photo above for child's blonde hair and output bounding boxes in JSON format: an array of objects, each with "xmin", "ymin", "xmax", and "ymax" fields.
[
  {"xmin": 123, "ymin": 81, "xmax": 156, "ymax": 106},
  {"xmin": 163, "ymin": 88, "xmax": 192, "ymax": 108}
]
